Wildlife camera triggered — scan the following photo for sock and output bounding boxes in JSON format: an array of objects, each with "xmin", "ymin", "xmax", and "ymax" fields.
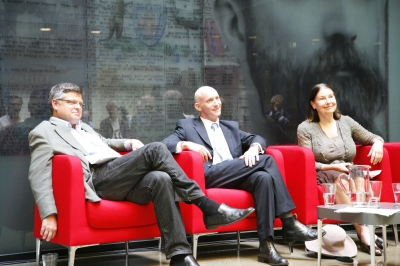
[
  {"xmin": 279, "ymin": 212, "xmax": 293, "ymax": 219},
  {"xmin": 192, "ymin": 196, "xmax": 220, "ymax": 216},
  {"xmin": 171, "ymin": 254, "xmax": 190, "ymax": 261}
]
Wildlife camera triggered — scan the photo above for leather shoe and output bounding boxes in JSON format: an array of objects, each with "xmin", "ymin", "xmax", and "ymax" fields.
[
  {"xmin": 204, "ymin": 203, "xmax": 255, "ymax": 230},
  {"xmin": 258, "ymin": 237, "xmax": 289, "ymax": 265},
  {"xmin": 170, "ymin": 255, "xmax": 200, "ymax": 266},
  {"xmin": 281, "ymin": 215, "xmax": 321, "ymax": 243}
]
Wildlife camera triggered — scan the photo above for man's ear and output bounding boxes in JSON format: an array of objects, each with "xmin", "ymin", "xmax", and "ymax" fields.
[
  {"xmin": 212, "ymin": 0, "xmax": 247, "ymax": 62},
  {"xmin": 51, "ymin": 99, "xmax": 59, "ymax": 111},
  {"xmin": 194, "ymin": 102, "xmax": 201, "ymax": 112}
]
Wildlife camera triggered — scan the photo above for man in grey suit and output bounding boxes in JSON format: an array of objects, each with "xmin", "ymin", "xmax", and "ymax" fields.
[
  {"xmin": 28, "ymin": 83, "xmax": 254, "ymax": 266},
  {"xmin": 162, "ymin": 86, "xmax": 320, "ymax": 266}
]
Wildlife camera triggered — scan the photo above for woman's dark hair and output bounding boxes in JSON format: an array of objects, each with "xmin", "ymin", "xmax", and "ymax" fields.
[{"xmin": 307, "ymin": 83, "xmax": 341, "ymax": 122}]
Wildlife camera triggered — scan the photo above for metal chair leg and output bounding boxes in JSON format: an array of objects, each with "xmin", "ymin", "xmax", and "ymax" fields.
[
  {"xmin": 192, "ymin": 234, "xmax": 200, "ymax": 259},
  {"xmin": 36, "ymin": 238, "xmax": 41, "ymax": 266},
  {"xmin": 393, "ymin": 224, "xmax": 399, "ymax": 246},
  {"xmin": 125, "ymin": 241, "xmax": 129, "ymax": 266},
  {"xmin": 68, "ymin": 246, "xmax": 78, "ymax": 266},
  {"xmin": 236, "ymin": 231, "xmax": 241, "ymax": 256}
]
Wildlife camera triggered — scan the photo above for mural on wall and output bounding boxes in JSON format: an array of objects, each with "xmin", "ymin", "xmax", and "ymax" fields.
[
  {"xmin": 0, "ymin": 0, "xmax": 389, "ymax": 256},
  {"xmin": 210, "ymin": 0, "xmax": 388, "ymax": 143}
]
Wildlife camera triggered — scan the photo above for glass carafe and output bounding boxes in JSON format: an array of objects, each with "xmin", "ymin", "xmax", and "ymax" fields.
[{"xmin": 348, "ymin": 165, "xmax": 371, "ymax": 207}]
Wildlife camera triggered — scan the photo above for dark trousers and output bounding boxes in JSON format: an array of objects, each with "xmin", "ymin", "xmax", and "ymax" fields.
[
  {"xmin": 204, "ymin": 154, "xmax": 295, "ymax": 241},
  {"xmin": 92, "ymin": 142, "xmax": 204, "ymax": 259}
]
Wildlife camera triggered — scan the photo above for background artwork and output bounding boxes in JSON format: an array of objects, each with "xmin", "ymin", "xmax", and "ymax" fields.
[{"xmin": 0, "ymin": 0, "xmax": 394, "ymax": 256}]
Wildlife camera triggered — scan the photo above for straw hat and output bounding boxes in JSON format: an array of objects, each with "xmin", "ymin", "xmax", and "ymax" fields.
[{"xmin": 305, "ymin": 224, "xmax": 357, "ymax": 257}]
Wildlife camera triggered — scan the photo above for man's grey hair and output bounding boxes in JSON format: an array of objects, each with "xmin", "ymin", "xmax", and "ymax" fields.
[{"xmin": 48, "ymin": 83, "xmax": 83, "ymax": 111}]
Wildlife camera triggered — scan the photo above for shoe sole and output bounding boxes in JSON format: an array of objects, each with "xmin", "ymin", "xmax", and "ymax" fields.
[
  {"xmin": 205, "ymin": 208, "xmax": 255, "ymax": 230},
  {"xmin": 257, "ymin": 255, "xmax": 289, "ymax": 265}
]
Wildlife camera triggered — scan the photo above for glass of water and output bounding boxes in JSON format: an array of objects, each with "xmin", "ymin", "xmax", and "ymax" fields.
[
  {"xmin": 392, "ymin": 183, "xmax": 400, "ymax": 206},
  {"xmin": 322, "ymin": 183, "xmax": 336, "ymax": 207}
]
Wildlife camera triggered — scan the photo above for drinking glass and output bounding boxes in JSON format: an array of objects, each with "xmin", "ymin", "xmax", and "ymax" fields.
[
  {"xmin": 42, "ymin": 253, "xmax": 58, "ymax": 266},
  {"xmin": 322, "ymin": 183, "xmax": 336, "ymax": 207},
  {"xmin": 369, "ymin": 181, "xmax": 382, "ymax": 208},
  {"xmin": 392, "ymin": 183, "xmax": 400, "ymax": 206}
]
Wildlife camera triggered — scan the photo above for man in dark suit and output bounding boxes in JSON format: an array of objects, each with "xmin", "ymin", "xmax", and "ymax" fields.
[
  {"xmin": 162, "ymin": 86, "xmax": 320, "ymax": 266},
  {"xmin": 28, "ymin": 83, "xmax": 254, "ymax": 266}
]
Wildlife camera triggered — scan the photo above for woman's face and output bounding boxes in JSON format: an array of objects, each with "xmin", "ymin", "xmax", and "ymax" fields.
[{"xmin": 310, "ymin": 87, "xmax": 337, "ymax": 117}]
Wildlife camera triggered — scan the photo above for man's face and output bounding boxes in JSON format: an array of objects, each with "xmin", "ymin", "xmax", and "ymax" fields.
[
  {"xmin": 243, "ymin": 0, "xmax": 386, "ymax": 133},
  {"xmin": 106, "ymin": 102, "xmax": 119, "ymax": 120},
  {"xmin": 195, "ymin": 88, "xmax": 221, "ymax": 122},
  {"xmin": 52, "ymin": 92, "xmax": 83, "ymax": 126},
  {"xmin": 8, "ymin": 98, "xmax": 23, "ymax": 117}
]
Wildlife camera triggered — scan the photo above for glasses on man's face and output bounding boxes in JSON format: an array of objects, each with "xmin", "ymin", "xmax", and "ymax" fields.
[{"xmin": 57, "ymin": 99, "xmax": 85, "ymax": 108}]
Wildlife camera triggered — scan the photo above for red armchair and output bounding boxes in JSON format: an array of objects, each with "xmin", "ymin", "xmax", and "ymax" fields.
[
  {"xmin": 272, "ymin": 145, "xmax": 393, "ymax": 226},
  {"xmin": 173, "ymin": 149, "xmax": 287, "ymax": 258},
  {"xmin": 34, "ymin": 155, "xmax": 161, "ymax": 266}
]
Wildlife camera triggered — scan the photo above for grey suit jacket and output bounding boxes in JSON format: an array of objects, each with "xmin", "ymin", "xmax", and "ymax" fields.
[
  {"xmin": 28, "ymin": 117, "xmax": 127, "ymax": 220},
  {"xmin": 162, "ymin": 118, "xmax": 267, "ymax": 171}
]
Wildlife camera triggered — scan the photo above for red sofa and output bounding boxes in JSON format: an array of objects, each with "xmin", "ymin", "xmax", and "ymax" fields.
[
  {"xmin": 272, "ymin": 145, "xmax": 393, "ymax": 226},
  {"xmin": 173, "ymin": 149, "xmax": 287, "ymax": 258},
  {"xmin": 34, "ymin": 155, "xmax": 161, "ymax": 266}
]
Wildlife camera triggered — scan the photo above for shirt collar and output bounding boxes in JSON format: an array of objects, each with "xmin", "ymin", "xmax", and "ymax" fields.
[
  {"xmin": 52, "ymin": 117, "xmax": 82, "ymax": 131},
  {"xmin": 200, "ymin": 116, "xmax": 219, "ymax": 129}
]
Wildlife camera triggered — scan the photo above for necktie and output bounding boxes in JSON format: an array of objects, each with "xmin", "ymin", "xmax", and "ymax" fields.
[{"xmin": 211, "ymin": 123, "xmax": 233, "ymax": 162}]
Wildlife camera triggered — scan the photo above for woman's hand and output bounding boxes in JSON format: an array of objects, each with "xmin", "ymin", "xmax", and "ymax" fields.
[
  {"xmin": 368, "ymin": 140, "xmax": 384, "ymax": 165},
  {"xmin": 322, "ymin": 162, "xmax": 352, "ymax": 173}
]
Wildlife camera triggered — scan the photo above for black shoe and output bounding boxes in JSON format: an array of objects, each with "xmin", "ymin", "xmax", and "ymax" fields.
[
  {"xmin": 258, "ymin": 237, "xmax": 289, "ymax": 266},
  {"xmin": 281, "ymin": 215, "xmax": 321, "ymax": 243},
  {"xmin": 203, "ymin": 203, "xmax": 255, "ymax": 230},
  {"xmin": 170, "ymin": 255, "xmax": 200, "ymax": 266},
  {"xmin": 375, "ymin": 237, "xmax": 387, "ymax": 250},
  {"xmin": 357, "ymin": 234, "xmax": 382, "ymax": 256}
]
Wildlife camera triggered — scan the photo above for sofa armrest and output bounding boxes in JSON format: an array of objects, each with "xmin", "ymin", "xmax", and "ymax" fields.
[
  {"xmin": 272, "ymin": 145, "xmax": 320, "ymax": 225},
  {"xmin": 353, "ymin": 145, "xmax": 393, "ymax": 203},
  {"xmin": 174, "ymin": 151, "xmax": 206, "ymax": 191}
]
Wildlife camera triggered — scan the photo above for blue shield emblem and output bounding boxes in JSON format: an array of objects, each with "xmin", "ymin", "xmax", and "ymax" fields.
[{"xmin": 130, "ymin": 3, "xmax": 167, "ymax": 47}]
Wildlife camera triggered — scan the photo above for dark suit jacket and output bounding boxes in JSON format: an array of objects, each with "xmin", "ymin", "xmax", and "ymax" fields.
[{"xmin": 162, "ymin": 118, "xmax": 267, "ymax": 171}]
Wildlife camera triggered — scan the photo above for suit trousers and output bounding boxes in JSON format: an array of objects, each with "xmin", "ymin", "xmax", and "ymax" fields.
[
  {"xmin": 204, "ymin": 154, "xmax": 295, "ymax": 241},
  {"xmin": 92, "ymin": 142, "xmax": 204, "ymax": 259}
]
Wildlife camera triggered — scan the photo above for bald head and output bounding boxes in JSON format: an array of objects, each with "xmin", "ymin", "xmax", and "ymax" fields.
[
  {"xmin": 194, "ymin": 86, "xmax": 221, "ymax": 122},
  {"xmin": 194, "ymin": 86, "xmax": 218, "ymax": 103}
]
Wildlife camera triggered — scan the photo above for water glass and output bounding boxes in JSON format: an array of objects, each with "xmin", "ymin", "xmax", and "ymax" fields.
[
  {"xmin": 42, "ymin": 253, "xmax": 58, "ymax": 266},
  {"xmin": 322, "ymin": 183, "xmax": 336, "ymax": 207},
  {"xmin": 369, "ymin": 181, "xmax": 382, "ymax": 208},
  {"xmin": 392, "ymin": 183, "xmax": 400, "ymax": 206}
]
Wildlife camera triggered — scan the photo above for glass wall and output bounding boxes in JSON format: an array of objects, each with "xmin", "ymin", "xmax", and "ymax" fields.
[{"xmin": 0, "ymin": 0, "xmax": 395, "ymax": 258}]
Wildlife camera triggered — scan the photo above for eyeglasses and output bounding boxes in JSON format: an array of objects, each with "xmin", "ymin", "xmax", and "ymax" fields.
[{"xmin": 57, "ymin": 99, "xmax": 85, "ymax": 108}]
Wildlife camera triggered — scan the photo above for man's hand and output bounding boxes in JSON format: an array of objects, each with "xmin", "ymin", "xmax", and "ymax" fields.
[
  {"xmin": 239, "ymin": 145, "xmax": 260, "ymax": 167},
  {"xmin": 41, "ymin": 214, "xmax": 57, "ymax": 241},
  {"xmin": 368, "ymin": 140, "xmax": 384, "ymax": 165},
  {"xmin": 181, "ymin": 141, "xmax": 212, "ymax": 162},
  {"xmin": 130, "ymin": 139, "xmax": 144, "ymax": 150}
]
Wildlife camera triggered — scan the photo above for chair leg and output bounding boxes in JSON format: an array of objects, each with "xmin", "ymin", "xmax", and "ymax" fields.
[
  {"xmin": 36, "ymin": 238, "xmax": 42, "ymax": 266},
  {"xmin": 192, "ymin": 234, "xmax": 200, "ymax": 259},
  {"xmin": 393, "ymin": 224, "xmax": 399, "ymax": 246},
  {"xmin": 68, "ymin": 246, "xmax": 78, "ymax": 266},
  {"xmin": 236, "ymin": 231, "xmax": 240, "ymax": 257},
  {"xmin": 125, "ymin": 241, "xmax": 129, "ymax": 266}
]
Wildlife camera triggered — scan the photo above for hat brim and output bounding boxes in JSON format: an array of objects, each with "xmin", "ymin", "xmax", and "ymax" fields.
[{"xmin": 305, "ymin": 234, "xmax": 357, "ymax": 257}]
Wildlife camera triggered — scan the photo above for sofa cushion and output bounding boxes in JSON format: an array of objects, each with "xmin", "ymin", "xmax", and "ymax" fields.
[{"xmin": 86, "ymin": 200, "xmax": 157, "ymax": 229}]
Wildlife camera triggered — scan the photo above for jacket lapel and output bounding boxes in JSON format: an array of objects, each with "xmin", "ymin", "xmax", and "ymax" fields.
[
  {"xmin": 219, "ymin": 122, "xmax": 234, "ymax": 155},
  {"xmin": 193, "ymin": 118, "xmax": 212, "ymax": 148},
  {"xmin": 50, "ymin": 117, "xmax": 88, "ymax": 156}
]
